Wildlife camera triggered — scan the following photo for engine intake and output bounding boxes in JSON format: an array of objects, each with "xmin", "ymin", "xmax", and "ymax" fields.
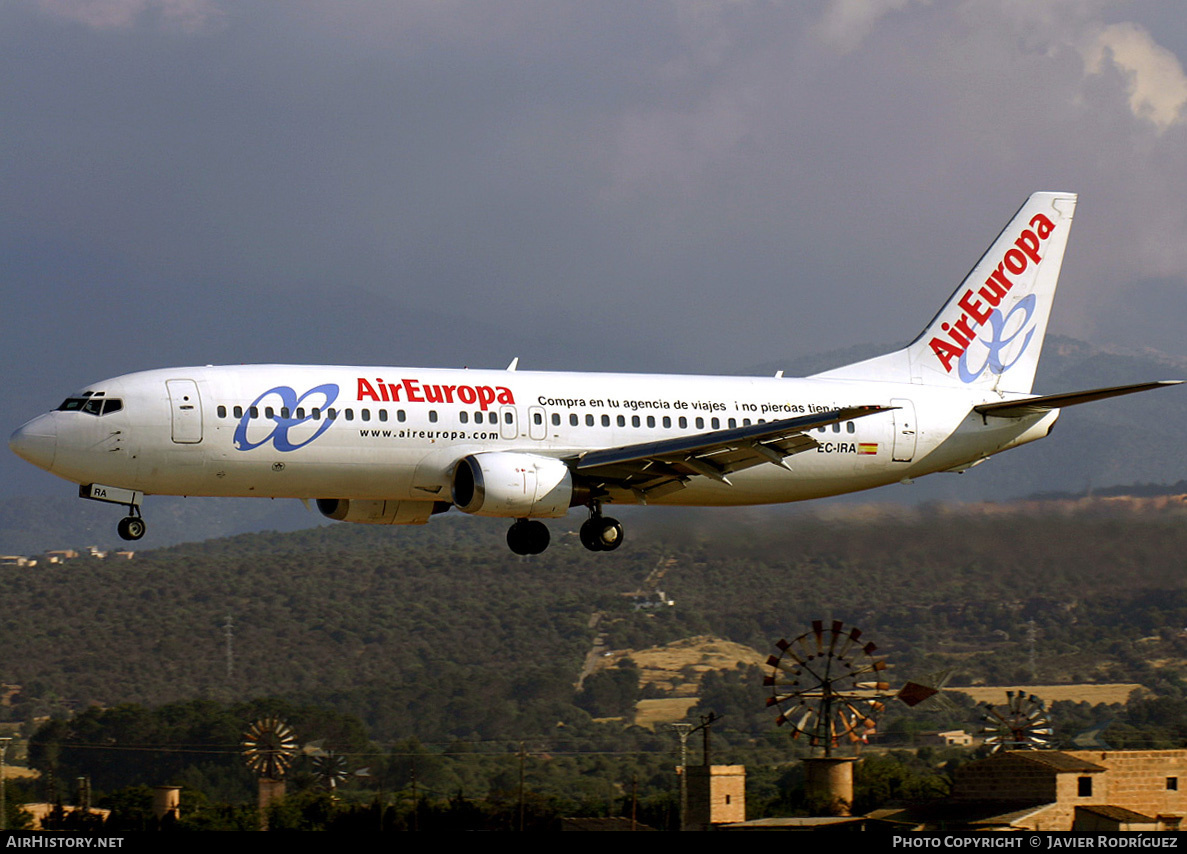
[{"xmin": 451, "ymin": 452, "xmax": 573, "ymax": 518}]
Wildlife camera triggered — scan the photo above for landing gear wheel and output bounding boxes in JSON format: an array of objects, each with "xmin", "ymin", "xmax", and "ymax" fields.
[
  {"xmin": 580, "ymin": 518, "xmax": 605, "ymax": 551},
  {"xmin": 117, "ymin": 516, "xmax": 146, "ymax": 541},
  {"xmin": 507, "ymin": 520, "xmax": 550, "ymax": 555},
  {"xmin": 580, "ymin": 516, "xmax": 623, "ymax": 552}
]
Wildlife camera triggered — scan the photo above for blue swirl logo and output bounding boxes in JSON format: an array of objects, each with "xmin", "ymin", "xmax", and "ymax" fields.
[
  {"xmin": 957, "ymin": 295, "xmax": 1037, "ymax": 384},
  {"xmin": 233, "ymin": 384, "xmax": 339, "ymax": 452}
]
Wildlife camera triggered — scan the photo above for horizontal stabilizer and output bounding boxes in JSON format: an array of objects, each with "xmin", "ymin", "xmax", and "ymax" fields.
[{"xmin": 973, "ymin": 380, "xmax": 1182, "ymax": 418}]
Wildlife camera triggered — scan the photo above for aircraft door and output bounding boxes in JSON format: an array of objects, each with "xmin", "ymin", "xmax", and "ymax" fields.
[
  {"xmin": 528, "ymin": 406, "xmax": 547, "ymax": 440},
  {"xmin": 166, "ymin": 379, "xmax": 203, "ymax": 444},
  {"xmin": 500, "ymin": 406, "xmax": 518, "ymax": 440},
  {"xmin": 890, "ymin": 398, "xmax": 916, "ymax": 462}
]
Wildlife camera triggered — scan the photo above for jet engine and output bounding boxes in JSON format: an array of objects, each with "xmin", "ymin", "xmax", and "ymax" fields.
[
  {"xmin": 451, "ymin": 452, "xmax": 573, "ymax": 518},
  {"xmin": 315, "ymin": 498, "xmax": 445, "ymax": 525}
]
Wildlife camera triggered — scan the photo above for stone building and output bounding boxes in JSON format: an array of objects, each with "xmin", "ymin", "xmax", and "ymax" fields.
[{"xmin": 876, "ymin": 749, "xmax": 1187, "ymax": 831}]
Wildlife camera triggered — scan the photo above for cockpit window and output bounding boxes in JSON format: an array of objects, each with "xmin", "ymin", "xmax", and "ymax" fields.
[{"xmin": 57, "ymin": 396, "xmax": 123, "ymax": 416}]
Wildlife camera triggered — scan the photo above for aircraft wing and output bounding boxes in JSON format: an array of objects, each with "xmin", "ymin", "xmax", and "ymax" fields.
[
  {"xmin": 568, "ymin": 406, "xmax": 892, "ymax": 501},
  {"xmin": 973, "ymin": 381, "xmax": 1182, "ymax": 418}
]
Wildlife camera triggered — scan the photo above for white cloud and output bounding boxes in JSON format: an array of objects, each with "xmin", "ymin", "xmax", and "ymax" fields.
[
  {"xmin": 815, "ymin": 0, "xmax": 928, "ymax": 54},
  {"xmin": 35, "ymin": 0, "xmax": 224, "ymax": 33},
  {"xmin": 1081, "ymin": 21, "xmax": 1187, "ymax": 132}
]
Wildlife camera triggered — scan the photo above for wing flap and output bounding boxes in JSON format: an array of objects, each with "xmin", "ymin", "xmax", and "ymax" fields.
[{"xmin": 571, "ymin": 405, "xmax": 891, "ymax": 497}]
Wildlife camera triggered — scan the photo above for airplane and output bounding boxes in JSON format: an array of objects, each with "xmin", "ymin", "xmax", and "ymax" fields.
[{"xmin": 9, "ymin": 192, "xmax": 1181, "ymax": 555}]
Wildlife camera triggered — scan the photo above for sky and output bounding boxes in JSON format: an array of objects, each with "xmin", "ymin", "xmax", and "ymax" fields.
[{"xmin": 5, "ymin": 0, "xmax": 1187, "ymax": 497}]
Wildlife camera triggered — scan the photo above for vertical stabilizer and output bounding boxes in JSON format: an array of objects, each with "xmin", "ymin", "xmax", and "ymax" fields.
[{"xmin": 815, "ymin": 192, "xmax": 1077, "ymax": 393}]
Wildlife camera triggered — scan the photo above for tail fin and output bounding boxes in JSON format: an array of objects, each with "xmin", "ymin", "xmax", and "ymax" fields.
[{"xmin": 815, "ymin": 192, "xmax": 1077, "ymax": 393}]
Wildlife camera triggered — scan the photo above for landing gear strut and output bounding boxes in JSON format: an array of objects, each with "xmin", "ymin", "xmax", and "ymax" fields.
[
  {"xmin": 507, "ymin": 519, "xmax": 550, "ymax": 555},
  {"xmin": 117, "ymin": 506, "xmax": 146, "ymax": 541},
  {"xmin": 580, "ymin": 505, "xmax": 623, "ymax": 552}
]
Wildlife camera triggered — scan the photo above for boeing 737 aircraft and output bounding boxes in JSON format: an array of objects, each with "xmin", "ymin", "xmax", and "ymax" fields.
[{"xmin": 9, "ymin": 192, "xmax": 1180, "ymax": 554}]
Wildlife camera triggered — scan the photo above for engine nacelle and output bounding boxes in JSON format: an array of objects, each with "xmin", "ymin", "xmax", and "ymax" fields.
[
  {"xmin": 316, "ymin": 498, "xmax": 443, "ymax": 526},
  {"xmin": 451, "ymin": 452, "xmax": 573, "ymax": 518}
]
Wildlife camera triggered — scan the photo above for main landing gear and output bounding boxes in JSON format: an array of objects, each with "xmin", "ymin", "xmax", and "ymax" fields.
[
  {"xmin": 580, "ymin": 506, "xmax": 623, "ymax": 552},
  {"xmin": 504, "ymin": 506, "xmax": 624, "ymax": 555},
  {"xmin": 507, "ymin": 519, "xmax": 550, "ymax": 556},
  {"xmin": 117, "ymin": 506, "xmax": 146, "ymax": 541}
]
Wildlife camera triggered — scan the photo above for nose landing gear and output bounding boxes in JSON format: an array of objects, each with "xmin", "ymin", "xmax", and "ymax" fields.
[
  {"xmin": 78, "ymin": 484, "xmax": 147, "ymax": 542},
  {"xmin": 117, "ymin": 508, "xmax": 146, "ymax": 541}
]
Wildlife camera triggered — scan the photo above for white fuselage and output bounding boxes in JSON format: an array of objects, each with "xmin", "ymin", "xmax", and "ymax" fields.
[{"xmin": 12, "ymin": 363, "xmax": 1057, "ymax": 509}]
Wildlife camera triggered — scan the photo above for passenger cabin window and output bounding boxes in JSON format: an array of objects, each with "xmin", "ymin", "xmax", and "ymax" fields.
[
  {"xmin": 551, "ymin": 413, "xmax": 561, "ymax": 426},
  {"xmin": 397, "ymin": 410, "xmax": 406, "ymax": 422},
  {"xmin": 460, "ymin": 411, "xmax": 469, "ymax": 424},
  {"xmin": 585, "ymin": 414, "xmax": 593, "ymax": 426},
  {"xmin": 379, "ymin": 410, "xmax": 388, "ymax": 422},
  {"xmin": 602, "ymin": 415, "xmax": 610, "ymax": 427},
  {"xmin": 631, "ymin": 415, "xmax": 640, "ymax": 427},
  {"xmin": 234, "ymin": 406, "xmax": 244, "ymax": 418},
  {"xmin": 429, "ymin": 411, "xmax": 438, "ymax": 423},
  {"xmin": 218, "ymin": 405, "xmax": 227, "ymax": 418},
  {"xmin": 647, "ymin": 416, "xmax": 655, "ymax": 428},
  {"xmin": 570, "ymin": 414, "xmax": 579, "ymax": 427},
  {"xmin": 616, "ymin": 415, "xmax": 626, "ymax": 427}
]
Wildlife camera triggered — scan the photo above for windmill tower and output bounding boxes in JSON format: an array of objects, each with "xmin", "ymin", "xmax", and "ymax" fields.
[
  {"xmin": 242, "ymin": 717, "xmax": 298, "ymax": 830},
  {"xmin": 764, "ymin": 620, "xmax": 892, "ymax": 815}
]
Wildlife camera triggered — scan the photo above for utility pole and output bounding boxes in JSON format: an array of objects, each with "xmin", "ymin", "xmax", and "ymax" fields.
[
  {"xmin": 668, "ymin": 723, "xmax": 692, "ymax": 831},
  {"xmin": 0, "ymin": 737, "xmax": 10, "ymax": 831},
  {"xmin": 224, "ymin": 614, "xmax": 234, "ymax": 680}
]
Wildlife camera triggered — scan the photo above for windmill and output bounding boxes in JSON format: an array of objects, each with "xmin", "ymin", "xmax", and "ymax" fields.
[
  {"xmin": 242, "ymin": 716, "xmax": 299, "ymax": 830},
  {"xmin": 311, "ymin": 751, "xmax": 349, "ymax": 791},
  {"xmin": 980, "ymin": 690, "xmax": 1054, "ymax": 752},
  {"xmin": 764, "ymin": 619, "xmax": 892, "ymax": 756},
  {"xmin": 762, "ymin": 619, "xmax": 893, "ymax": 817}
]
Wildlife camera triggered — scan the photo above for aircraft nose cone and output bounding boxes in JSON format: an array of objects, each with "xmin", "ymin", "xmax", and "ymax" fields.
[{"xmin": 9, "ymin": 417, "xmax": 57, "ymax": 471}]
